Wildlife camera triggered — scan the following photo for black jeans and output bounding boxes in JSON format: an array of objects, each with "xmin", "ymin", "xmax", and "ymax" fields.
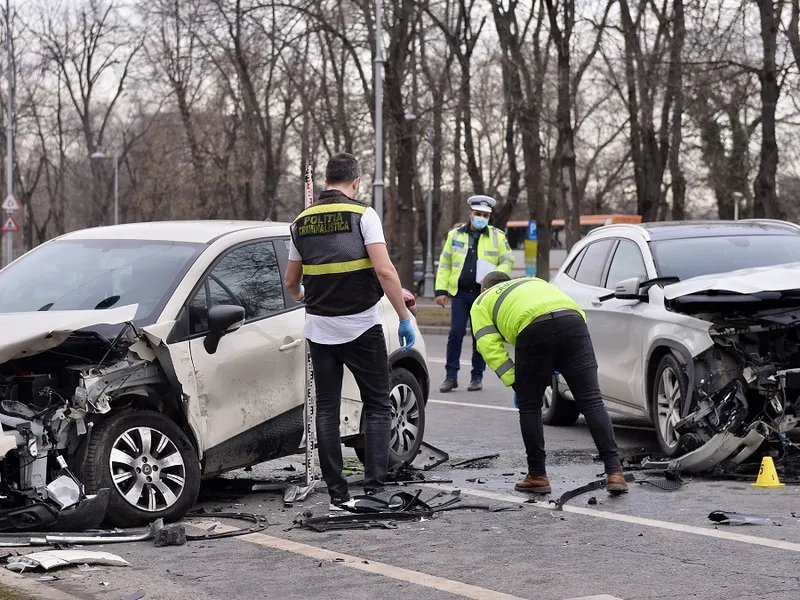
[
  {"xmin": 308, "ymin": 325, "xmax": 391, "ymax": 500},
  {"xmin": 515, "ymin": 312, "xmax": 622, "ymax": 476}
]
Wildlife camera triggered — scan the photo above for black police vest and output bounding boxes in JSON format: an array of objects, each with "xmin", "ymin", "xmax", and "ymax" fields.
[{"xmin": 290, "ymin": 191, "xmax": 384, "ymax": 317}]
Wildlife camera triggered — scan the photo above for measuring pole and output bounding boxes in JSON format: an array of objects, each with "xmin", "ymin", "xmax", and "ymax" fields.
[
  {"xmin": 3, "ymin": 0, "xmax": 12, "ymax": 268},
  {"xmin": 303, "ymin": 164, "xmax": 317, "ymax": 488}
]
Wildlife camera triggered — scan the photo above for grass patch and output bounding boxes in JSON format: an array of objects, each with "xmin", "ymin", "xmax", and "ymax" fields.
[
  {"xmin": 415, "ymin": 306, "xmax": 451, "ymax": 327},
  {"xmin": 0, "ymin": 585, "xmax": 36, "ymax": 600}
]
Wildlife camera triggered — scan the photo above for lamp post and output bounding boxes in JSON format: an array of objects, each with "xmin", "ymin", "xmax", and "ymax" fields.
[
  {"xmin": 733, "ymin": 191, "xmax": 743, "ymax": 221},
  {"xmin": 423, "ymin": 117, "xmax": 434, "ymax": 298},
  {"xmin": 373, "ymin": 0, "xmax": 384, "ymax": 220},
  {"xmin": 3, "ymin": 0, "xmax": 13, "ymax": 268},
  {"xmin": 91, "ymin": 150, "xmax": 119, "ymax": 225}
]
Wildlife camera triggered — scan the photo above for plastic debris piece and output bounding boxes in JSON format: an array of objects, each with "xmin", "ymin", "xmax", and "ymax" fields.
[
  {"xmin": 78, "ymin": 564, "xmax": 101, "ymax": 572},
  {"xmin": 45, "ymin": 476, "xmax": 81, "ymax": 510},
  {"xmin": 6, "ymin": 550, "xmax": 130, "ymax": 572},
  {"xmin": 587, "ymin": 497, "xmax": 597, "ymax": 505},
  {"xmin": 154, "ymin": 524, "xmax": 186, "ymax": 547},
  {"xmin": 121, "ymin": 591, "xmax": 145, "ymax": 600},
  {"xmin": 37, "ymin": 575, "xmax": 59, "ymax": 582},
  {"xmin": 708, "ymin": 510, "xmax": 773, "ymax": 526}
]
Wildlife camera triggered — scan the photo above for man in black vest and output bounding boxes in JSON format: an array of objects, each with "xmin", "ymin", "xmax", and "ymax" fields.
[{"xmin": 284, "ymin": 152, "xmax": 416, "ymax": 508}]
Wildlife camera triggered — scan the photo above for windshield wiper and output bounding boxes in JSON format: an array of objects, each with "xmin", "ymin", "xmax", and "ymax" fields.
[
  {"xmin": 94, "ymin": 295, "xmax": 121, "ymax": 310},
  {"xmin": 38, "ymin": 303, "xmax": 54, "ymax": 311}
]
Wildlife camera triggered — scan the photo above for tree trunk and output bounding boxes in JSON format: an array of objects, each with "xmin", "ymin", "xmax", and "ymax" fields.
[
  {"xmin": 753, "ymin": 0, "xmax": 782, "ymax": 218},
  {"xmin": 668, "ymin": 0, "xmax": 686, "ymax": 220}
]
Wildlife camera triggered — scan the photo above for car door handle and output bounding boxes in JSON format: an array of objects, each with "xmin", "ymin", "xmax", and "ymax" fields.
[
  {"xmin": 591, "ymin": 298, "xmax": 603, "ymax": 307},
  {"xmin": 279, "ymin": 339, "xmax": 303, "ymax": 352}
]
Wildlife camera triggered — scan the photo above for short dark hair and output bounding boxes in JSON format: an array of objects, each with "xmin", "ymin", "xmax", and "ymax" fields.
[
  {"xmin": 325, "ymin": 152, "xmax": 361, "ymax": 184},
  {"xmin": 482, "ymin": 271, "xmax": 511, "ymax": 291}
]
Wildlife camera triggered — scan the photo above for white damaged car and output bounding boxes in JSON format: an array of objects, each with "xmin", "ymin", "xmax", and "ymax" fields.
[
  {"xmin": 547, "ymin": 219, "xmax": 800, "ymax": 472},
  {"xmin": 0, "ymin": 221, "xmax": 428, "ymax": 527}
]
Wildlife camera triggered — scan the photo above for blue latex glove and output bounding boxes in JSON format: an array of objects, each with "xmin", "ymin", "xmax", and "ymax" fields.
[
  {"xmin": 513, "ymin": 393, "xmax": 519, "ymax": 408},
  {"xmin": 398, "ymin": 318, "xmax": 416, "ymax": 352}
]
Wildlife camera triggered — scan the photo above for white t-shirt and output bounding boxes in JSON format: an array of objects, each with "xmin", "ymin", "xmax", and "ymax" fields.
[{"xmin": 288, "ymin": 206, "xmax": 386, "ymax": 344}]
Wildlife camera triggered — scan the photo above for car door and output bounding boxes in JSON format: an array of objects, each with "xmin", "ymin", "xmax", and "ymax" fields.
[
  {"xmin": 586, "ymin": 238, "xmax": 652, "ymax": 415},
  {"xmin": 554, "ymin": 239, "xmax": 616, "ymax": 391},
  {"xmin": 186, "ymin": 238, "xmax": 306, "ymax": 475}
]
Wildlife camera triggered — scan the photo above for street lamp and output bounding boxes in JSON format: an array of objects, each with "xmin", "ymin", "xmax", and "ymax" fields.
[
  {"xmin": 404, "ymin": 113, "xmax": 435, "ymax": 298},
  {"xmin": 91, "ymin": 150, "xmax": 119, "ymax": 225}
]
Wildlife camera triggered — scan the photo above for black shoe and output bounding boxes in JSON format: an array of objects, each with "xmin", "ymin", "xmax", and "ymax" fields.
[
  {"xmin": 468, "ymin": 380, "xmax": 483, "ymax": 391},
  {"xmin": 439, "ymin": 379, "xmax": 458, "ymax": 393},
  {"xmin": 329, "ymin": 494, "xmax": 352, "ymax": 512}
]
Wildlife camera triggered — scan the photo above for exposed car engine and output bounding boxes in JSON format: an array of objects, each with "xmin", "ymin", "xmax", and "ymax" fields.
[
  {"xmin": 0, "ymin": 323, "xmax": 169, "ymax": 531},
  {"xmin": 659, "ymin": 293, "xmax": 800, "ymax": 472}
]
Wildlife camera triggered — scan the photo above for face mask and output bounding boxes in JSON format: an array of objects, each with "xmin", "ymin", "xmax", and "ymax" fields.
[
  {"xmin": 353, "ymin": 187, "xmax": 360, "ymax": 200},
  {"xmin": 471, "ymin": 216, "xmax": 489, "ymax": 229}
]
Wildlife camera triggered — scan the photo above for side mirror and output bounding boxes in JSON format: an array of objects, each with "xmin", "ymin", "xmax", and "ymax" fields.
[
  {"xmin": 614, "ymin": 277, "xmax": 647, "ymax": 302},
  {"xmin": 204, "ymin": 304, "xmax": 246, "ymax": 354}
]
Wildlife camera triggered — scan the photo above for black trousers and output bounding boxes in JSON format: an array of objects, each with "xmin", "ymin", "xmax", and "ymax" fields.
[
  {"xmin": 308, "ymin": 325, "xmax": 391, "ymax": 500},
  {"xmin": 515, "ymin": 312, "xmax": 623, "ymax": 476}
]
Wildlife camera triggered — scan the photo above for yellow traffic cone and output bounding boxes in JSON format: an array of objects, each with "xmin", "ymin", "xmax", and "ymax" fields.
[{"xmin": 752, "ymin": 456, "xmax": 785, "ymax": 489}]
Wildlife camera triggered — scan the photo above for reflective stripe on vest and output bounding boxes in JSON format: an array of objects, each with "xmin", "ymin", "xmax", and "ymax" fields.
[{"xmin": 302, "ymin": 258, "xmax": 373, "ymax": 275}]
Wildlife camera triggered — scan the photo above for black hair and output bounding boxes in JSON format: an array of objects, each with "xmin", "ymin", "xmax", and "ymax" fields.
[
  {"xmin": 325, "ymin": 152, "xmax": 361, "ymax": 184},
  {"xmin": 482, "ymin": 270, "xmax": 511, "ymax": 291}
]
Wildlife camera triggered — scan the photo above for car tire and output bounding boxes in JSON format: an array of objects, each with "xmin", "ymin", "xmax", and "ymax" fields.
[
  {"xmin": 542, "ymin": 375, "xmax": 580, "ymax": 426},
  {"xmin": 355, "ymin": 367, "xmax": 426, "ymax": 468},
  {"xmin": 80, "ymin": 410, "xmax": 201, "ymax": 528},
  {"xmin": 651, "ymin": 353, "xmax": 687, "ymax": 458}
]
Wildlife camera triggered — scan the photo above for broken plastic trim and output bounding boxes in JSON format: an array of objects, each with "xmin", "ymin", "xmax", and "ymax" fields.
[
  {"xmin": 183, "ymin": 511, "xmax": 269, "ymax": 540},
  {"xmin": 549, "ymin": 474, "xmax": 635, "ymax": 510}
]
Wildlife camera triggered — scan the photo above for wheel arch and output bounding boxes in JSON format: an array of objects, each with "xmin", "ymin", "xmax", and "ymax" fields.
[
  {"xmin": 645, "ymin": 340, "xmax": 695, "ymax": 422},
  {"xmin": 388, "ymin": 347, "xmax": 430, "ymax": 403}
]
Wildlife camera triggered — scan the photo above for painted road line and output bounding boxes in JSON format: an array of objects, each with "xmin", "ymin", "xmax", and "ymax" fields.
[
  {"xmin": 422, "ymin": 483, "xmax": 800, "ymax": 554},
  {"xmin": 430, "ymin": 398, "xmax": 517, "ymax": 412},
  {"xmin": 428, "ymin": 398, "xmax": 654, "ymax": 432},
  {"xmin": 200, "ymin": 521, "xmax": 624, "ymax": 600}
]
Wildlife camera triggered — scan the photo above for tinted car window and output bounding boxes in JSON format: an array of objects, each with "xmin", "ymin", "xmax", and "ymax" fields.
[
  {"xmin": 573, "ymin": 240, "xmax": 615, "ymax": 287},
  {"xmin": 651, "ymin": 235, "xmax": 800, "ymax": 281},
  {"xmin": 605, "ymin": 239, "xmax": 648, "ymax": 290},
  {"xmin": 0, "ymin": 239, "xmax": 202, "ymax": 325},
  {"xmin": 565, "ymin": 247, "xmax": 586, "ymax": 279},
  {"xmin": 189, "ymin": 241, "xmax": 285, "ymax": 334}
]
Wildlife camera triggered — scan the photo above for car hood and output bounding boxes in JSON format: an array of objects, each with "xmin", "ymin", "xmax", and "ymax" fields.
[
  {"xmin": 663, "ymin": 263, "xmax": 800, "ymax": 300},
  {"xmin": 0, "ymin": 304, "xmax": 138, "ymax": 364}
]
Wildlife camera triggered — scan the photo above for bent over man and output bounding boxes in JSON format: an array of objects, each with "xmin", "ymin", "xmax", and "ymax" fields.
[
  {"xmin": 435, "ymin": 195, "xmax": 514, "ymax": 393},
  {"xmin": 470, "ymin": 271, "xmax": 628, "ymax": 494},
  {"xmin": 284, "ymin": 152, "xmax": 416, "ymax": 508}
]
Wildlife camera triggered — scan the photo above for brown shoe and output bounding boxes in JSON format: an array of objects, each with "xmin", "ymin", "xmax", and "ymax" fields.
[
  {"xmin": 514, "ymin": 474, "xmax": 551, "ymax": 494},
  {"xmin": 606, "ymin": 472, "xmax": 629, "ymax": 493}
]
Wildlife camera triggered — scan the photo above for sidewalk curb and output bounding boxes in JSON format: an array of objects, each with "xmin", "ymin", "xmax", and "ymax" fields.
[{"xmin": 0, "ymin": 567, "xmax": 84, "ymax": 600}]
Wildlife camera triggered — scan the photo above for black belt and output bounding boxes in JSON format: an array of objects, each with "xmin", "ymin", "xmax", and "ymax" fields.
[{"xmin": 528, "ymin": 308, "xmax": 580, "ymax": 327}]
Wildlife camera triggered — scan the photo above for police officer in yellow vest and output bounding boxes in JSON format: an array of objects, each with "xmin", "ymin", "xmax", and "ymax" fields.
[
  {"xmin": 284, "ymin": 152, "xmax": 415, "ymax": 509},
  {"xmin": 470, "ymin": 271, "xmax": 628, "ymax": 495},
  {"xmin": 435, "ymin": 195, "xmax": 514, "ymax": 393}
]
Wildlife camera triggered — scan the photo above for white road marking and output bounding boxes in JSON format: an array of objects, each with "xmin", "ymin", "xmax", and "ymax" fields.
[
  {"xmin": 430, "ymin": 398, "xmax": 517, "ymax": 412},
  {"xmin": 428, "ymin": 398, "xmax": 655, "ymax": 432},
  {"xmin": 421, "ymin": 483, "xmax": 800, "ymax": 554},
  {"xmin": 203, "ymin": 521, "xmax": 623, "ymax": 600}
]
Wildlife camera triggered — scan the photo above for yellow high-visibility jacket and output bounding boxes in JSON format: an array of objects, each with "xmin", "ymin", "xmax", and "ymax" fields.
[
  {"xmin": 434, "ymin": 225, "xmax": 514, "ymax": 296},
  {"xmin": 469, "ymin": 277, "xmax": 584, "ymax": 387}
]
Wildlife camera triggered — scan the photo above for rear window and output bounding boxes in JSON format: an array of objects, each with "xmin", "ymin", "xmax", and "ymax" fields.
[{"xmin": 650, "ymin": 235, "xmax": 800, "ymax": 281}]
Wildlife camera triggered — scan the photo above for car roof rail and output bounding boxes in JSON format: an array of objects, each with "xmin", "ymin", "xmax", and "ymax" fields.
[
  {"xmin": 585, "ymin": 223, "xmax": 649, "ymax": 240},
  {"xmin": 738, "ymin": 218, "xmax": 800, "ymax": 233}
]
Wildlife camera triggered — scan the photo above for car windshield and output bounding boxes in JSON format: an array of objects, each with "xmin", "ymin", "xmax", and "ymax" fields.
[
  {"xmin": 0, "ymin": 238, "xmax": 203, "ymax": 324},
  {"xmin": 650, "ymin": 234, "xmax": 800, "ymax": 281}
]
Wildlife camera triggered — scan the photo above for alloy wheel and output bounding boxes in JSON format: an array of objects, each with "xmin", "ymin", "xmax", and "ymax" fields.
[
  {"xmin": 109, "ymin": 426, "xmax": 186, "ymax": 512},
  {"xmin": 656, "ymin": 367, "xmax": 681, "ymax": 451},
  {"xmin": 390, "ymin": 383, "xmax": 421, "ymax": 456}
]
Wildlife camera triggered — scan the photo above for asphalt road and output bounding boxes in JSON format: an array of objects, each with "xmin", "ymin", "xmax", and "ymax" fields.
[{"xmin": 3, "ymin": 335, "xmax": 800, "ymax": 600}]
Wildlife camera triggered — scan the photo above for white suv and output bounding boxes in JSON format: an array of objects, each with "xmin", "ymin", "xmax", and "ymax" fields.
[
  {"xmin": 547, "ymin": 219, "xmax": 800, "ymax": 471},
  {"xmin": 0, "ymin": 221, "xmax": 428, "ymax": 527}
]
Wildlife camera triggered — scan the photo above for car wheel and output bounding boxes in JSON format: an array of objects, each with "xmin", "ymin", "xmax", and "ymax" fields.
[
  {"xmin": 651, "ymin": 353, "xmax": 687, "ymax": 458},
  {"xmin": 355, "ymin": 367, "xmax": 426, "ymax": 468},
  {"xmin": 80, "ymin": 410, "xmax": 201, "ymax": 528},
  {"xmin": 542, "ymin": 374, "xmax": 580, "ymax": 426}
]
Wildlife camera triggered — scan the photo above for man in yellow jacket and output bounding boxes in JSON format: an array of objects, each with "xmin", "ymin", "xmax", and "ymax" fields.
[
  {"xmin": 470, "ymin": 270, "xmax": 628, "ymax": 495},
  {"xmin": 435, "ymin": 195, "xmax": 514, "ymax": 393}
]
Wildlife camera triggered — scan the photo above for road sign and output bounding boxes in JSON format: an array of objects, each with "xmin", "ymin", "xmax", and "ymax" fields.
[
  {"xmin": 525, "ymin": 220, "xmax": 538, "ymax": 276},
  {"xmin": 2, "ymin": 193, "xmax": 19, "ymax": 212},
  {"xmin": 1, "ymin": 214, "xmax": 18, "ymax": 233}
]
